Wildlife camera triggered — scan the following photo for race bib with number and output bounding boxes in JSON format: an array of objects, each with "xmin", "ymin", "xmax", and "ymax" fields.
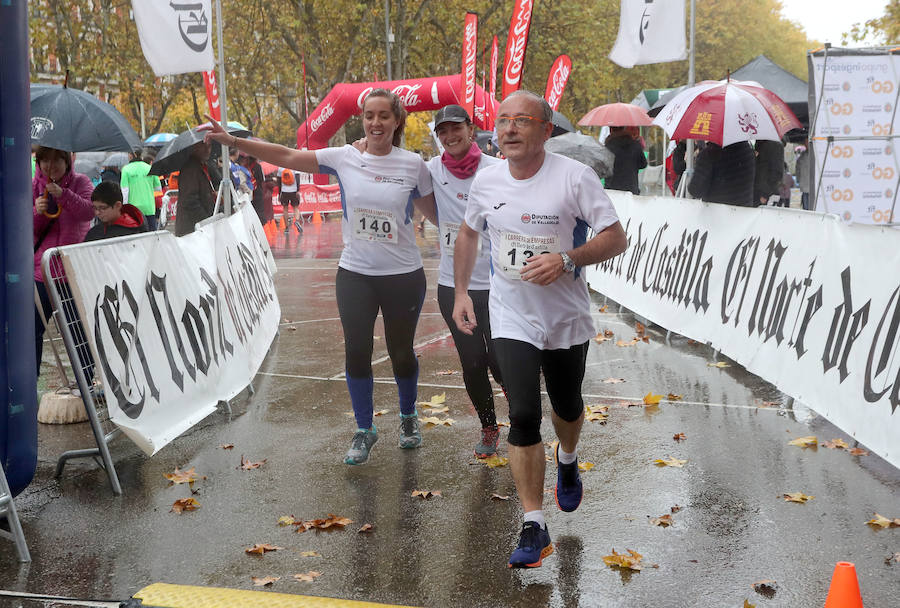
[
  {"xmin": 440, "ymin": 221, "xmax": 481, "ymax": 256},
  {"xmin": 499, "ymin": 232, "xmax": 560, "ymax": 280},
  {"xmin": 354, "ymin": 207, "xmax": 398, "ymax": 244}
]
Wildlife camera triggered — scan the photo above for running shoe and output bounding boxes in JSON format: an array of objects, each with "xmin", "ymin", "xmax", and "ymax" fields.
[
  {"xmin": 344, "ymin": 427, "xmax": 378, "ymax": 465},
  {"xmin": 474, "ymin": 424, "xmax": 500, "ymax": 458},
  {"xmin": 294, "ymin": 219, "xmax": 303, "ymax": 234},
  {"xmin": 553, "ymin": 440, "xmax": 583, "ymax": 512},
  {"xmin": 508, "ymin": 521, "xmax": 553, "ymax": 568},
  {"xmin": 398, "ymin": 413, "xmax": 422, "ymax": 449}
]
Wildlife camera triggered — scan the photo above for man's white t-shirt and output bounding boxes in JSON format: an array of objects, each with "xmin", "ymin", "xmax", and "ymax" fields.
[
  {"xmin": 427, "ymin": 153, "xmax": 502, "ymax": 290},
  {"xmin": 279, "ymin": 168, "xmax": 299, "ymax": 193},
  {"xmin": 465, "ymin": 152, "xmax": 620, "ymax": 350},
  {"xmin": 316, "ymin": 145, "xmax": 434, "ymax": 276}
]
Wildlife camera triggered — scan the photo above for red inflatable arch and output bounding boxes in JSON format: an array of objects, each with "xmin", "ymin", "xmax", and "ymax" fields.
[{"xmin": 296, "ymin": 74, "xmax": 498, "ymax": 151}]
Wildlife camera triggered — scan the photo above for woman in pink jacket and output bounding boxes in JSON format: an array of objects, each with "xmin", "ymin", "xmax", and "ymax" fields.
[{"xmin": 33, "ymin": 146, "xmax": 94, "ymax": 374}]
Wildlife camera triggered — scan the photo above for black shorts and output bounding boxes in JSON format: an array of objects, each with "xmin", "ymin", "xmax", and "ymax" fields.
[{"xmin": 280, "ymin": 191, "xmax": 300, "ymax": 207}]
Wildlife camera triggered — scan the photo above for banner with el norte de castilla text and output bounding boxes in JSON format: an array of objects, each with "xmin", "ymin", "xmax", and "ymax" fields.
[
  {"xmin": 58, "ymin": 204, "xmax": 280, "ymax": 456},
  {"xmin": 608, "ymin": 0, "xmax": 687, "ymax": 69},
  {"xmin": 132, "ymin": 0, "xmax": 216, "ymax": 76},
  {"xmin": 586, "ymin": 192, "xmax": 900, "ymax": 469}
]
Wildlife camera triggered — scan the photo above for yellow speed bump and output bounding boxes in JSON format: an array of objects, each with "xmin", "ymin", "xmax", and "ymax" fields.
[{"xmin": 134, "ymin": 583, "xmax": 419, "ymax": 608}]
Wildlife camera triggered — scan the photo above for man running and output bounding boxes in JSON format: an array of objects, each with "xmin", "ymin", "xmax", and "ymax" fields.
[{"xmin": 452, "ymin": 90, "xmax": 627, "ymax": 568}]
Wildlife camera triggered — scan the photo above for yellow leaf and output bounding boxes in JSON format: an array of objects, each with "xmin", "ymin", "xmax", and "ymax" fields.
[
  {"xmin": 293, "ymin": 571, "xmax": 322, "ymax": 582},
  {"xmin": 420, "ymin": 416, "xmax": 453, "ymax": 427},
  {"xmin": 435, "ymin": 369, "xmax": 459, "ymax": 376},
  {"xmin": 848, "ymin": 447, "xmax": 869, "ymax": 456},
  {"xmin": 480, "ymin": 455, "xmax": 509, "ymax": 468},
  {"xmin": 358, "ymin": 523, "xmax": 374, "ymax": 533},
  {"xmin": 251, "ymin": 576, "xmax": 280, "ymax": 586},
  {"xmin": 293, "ymin": 514, "xmax": 353, "ymax": 533},
  {"xmin": 673, "ymin": 433, "xmax": 687, "ymax": 442},
  {"xmin": 653, "ymin": 457, "xmax": 687, "ymax": 468},
  {"xmin": 602, "ymin": 548, "xmax": 643, "ymax": 571},
  {"xmin": 373, "ymin": 409, "xmax": 389, "ymax": 417},
  {"xmin": 598, "ymin": 305, "xmax": 608, "ymax": 312},
  {"xmin": 497, "ymin": 420, "xmax": 510, "ymax": 427},
  {"xmin": 163, "ymin": 466, "xmax": 199, "ymax": 485},
  {"xmin": 239, "ymin": 455, "xmax": 267, "ymax": 470},
  {"xmin": 643, "ymin": 392, "xmax": 663, "ymax": 406},
  {"xmin": 299, "ymin": 551, "xmax": 320, "ymax": 557},
  {"xmin": 417, "ymin": 393, "xmax": 446, "ymax": 407},
  {"xmin": 821, "ymin": 438, "xmax": 849, "ymax": 449},
  {"xmin": 667, "ymin": 393, "xmax": 683, "ymax": 401},
  {"xmin": 866, "ymin": 513, "xmax": 900, "ymax": 528},
  {"xmin": 743, "ymin": 601, "xmax": 756, "ymax": 608},
  {"xmin": 787, "ymin": 435, "xmax": 818, "ymax": 448},
  {"xmin": 219, "ymin": 443, "xmax": 234, "ymax": 450},
  {"xmin": 707, "ymin": 361, "xmax": 731, "ymax": 368},
  {"xmin": 593, "ymin": 332, "xmax": 611, "ymax": 344},
  {"xmin": 578, "ymin": 461, "xmax": 595, "ymax": 472},
  {"xmin": 170, "ymin": 497, "xmax": 200, "ymax": 514},
  {"xmin": 277, "ymin": 516, "xmax": 296, "ymax": 526},
  {"xmin": 649, "ymin": 514, "xmax": 673, "ymax": 527},
  {"xmin": 782, "ymin": 492, "xmax": 814, "ymax": 503},
  {"xmin": 245, "ymin": 543, "xmax": 283, "ymax": 555}
]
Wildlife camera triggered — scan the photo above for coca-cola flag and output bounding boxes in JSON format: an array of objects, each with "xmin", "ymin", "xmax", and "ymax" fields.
[
  {"xmin": 609, "ymin": 0, "xmax": 687, "ymax": 69},
  {"xmin": 203, "ymin": 70, "xmax": 221, "ymax": 122},
  {"xmin": 461, "ymin": 12, "xmax": 478, "ymax": 118},
  {"xmin": 132, "ymin": 0, "xmax": 215, "ymax": 76},
  {"xmin": 543, "ymin": 55, "xmax": 572, "ymax": 111},
  {"xmin": 501, "ymin": 0, "xmax": 534, "ymax": 99},
  {"xmin": 489, "ymin": 35, "xmax": 499, "ymax": 128}
]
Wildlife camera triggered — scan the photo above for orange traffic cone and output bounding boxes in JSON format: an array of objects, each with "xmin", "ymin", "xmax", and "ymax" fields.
[
  {"xmin": 313, "ymin": 209, "xmax": 323, "ymax": 224},
  {"xmin": 824, "ymin": 562, "xmax": 863, "ymax": 608}
]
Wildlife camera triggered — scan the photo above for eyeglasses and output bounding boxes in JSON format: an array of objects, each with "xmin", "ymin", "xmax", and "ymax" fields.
[
  {"xmin": 495, "ymin": 115, "xmax": 547, "ymax": 129},
  {"xmin": 92, "ymin": 204, "xmax": 112, "ymax": 212}
]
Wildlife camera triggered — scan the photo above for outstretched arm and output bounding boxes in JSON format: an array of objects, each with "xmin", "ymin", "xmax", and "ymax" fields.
[{"xmin": 201, "ymin": 115, "xmax": 320, "ymax": 174}]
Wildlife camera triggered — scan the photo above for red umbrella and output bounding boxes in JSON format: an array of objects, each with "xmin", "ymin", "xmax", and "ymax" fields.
[
  {"xmin": 578, "ymin": 103, "xmax": 653, "ymax": 127},
  {"xmin": 259, "ymin": 160, "xmax": 279, "ymax": 176}
]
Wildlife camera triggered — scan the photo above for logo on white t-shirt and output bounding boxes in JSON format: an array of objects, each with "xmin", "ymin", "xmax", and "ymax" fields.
[
  {"xmin": 374, "ymin": 175, "xmax": 404, "ymax": 185},
  {"xmin": 521, "ymin": 213, "xmax": 531, "ymax": 223},
  {"xmin": 456, "ymin": 192, "xmax": 467, "ymax": 200},
  {"xmin": 520, "ymin": 213, "xmax": 560, "ymax": 225}
]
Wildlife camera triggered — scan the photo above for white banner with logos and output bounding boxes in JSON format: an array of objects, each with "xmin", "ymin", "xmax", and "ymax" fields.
[
  {"xmin": 60, "ymin": 204, "xmax": 279, "ymax": 455},
  {"xmin": 608, "ymin": 0, "xmax": 687, "ymax": 69},
  {"xmin": 132, "ymin": 0, "xmax": 216, "ymax": 76},
  {"xmin": 809, "ymin": 52, "xmax": 899, "ymax": 224},
  {"xmin": 586, "ymin": 192, "xmax": 900, "ymax": 469}
]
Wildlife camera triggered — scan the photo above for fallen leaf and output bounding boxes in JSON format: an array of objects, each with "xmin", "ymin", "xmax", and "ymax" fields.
[
  {"xmin": 497, "ymin": 420, "xmax": 510, "ymax": 428},
  {"xmin": 480, "ymin": 455, "xmax": 509, "ymax": 468},
  {"xmin": 602, "ymin": 377, "xmax": 626, "ymax": 384},
  {"xmin": 598, "ymin": 305, "xmax": 608, "ymax": 312},
  {"xmin": 593, "ymin": 332, "xmax": 612, "ymax": 344},
  {"xmin": 866, "ymin": 513, "xmax": 900, "ymax": 528},
  {"xmin": 490, "ymin": 493, "xmax": 510, "ymax": 501},
  {"xmin": 251, "ymin": 576, "xmax": 280, "ymax": 586},
  {"xmin": 170, "ymin": 497, "xmax": 200, "ymax": 514},
  {"xmin": 822, "ymin": 439, "xmax": 849, "ymax": 449},
  {"xmin": 643, "ymin": 392, "xmax": 663, "ymax": 406},
  {"xmin": 787, "ymin": 436, "xmax": 818, "ymax": 448},
  {"xmin": 358, "ymin": 523, "xmax": 374, "ymax": 533},
  {"xmin": 885, "ymin": 552, "xmax": 900, "ymax": 565},
  {"xmin": 667, "ymin": 393, "xmax": 683, "ymax": 401},
  {"xmin": 760, "ymin": 401, "xmax": 779, "ymax": 408},
  {"xmin": 782, "ymin": 492, "xmax": 814, "ymax": 503},
  {"xmin": 299, "ymin": 551, "xmax": 320, "ymax": 557},
  {"xmin": 277, "ymin": 516, "xmax": 296, "ymax": 527},
  {"xmin": 164, "ymin": 466, "xmax": 199, "ymax": 485},
  {"xmin": 220, "ymin": 443, "xmax": 234, "ymax": 450},
  {"xmin": 673, "ymin": 433, "xmax": 687, "ymax": 442},
  {"xmin": 587, "ymin": 404, "xmax": 609, "ymax": 414},
  {"xmin": 417, "ymin": 393, "xmax": 446, "ymax": 407},
  {"xmin": 707, "ymin": 361, "xmax": 731, "ymax": 368},
  {"xmin": 435, "ymin": 369, "xmax": 459, "ymax": 376},
  {"xmin": 239, "ymin": 455, "xmax": 267, "ymax": 470},
  {"xmin": 245, "ymin": 543, "xmax": 283, "ymax": 555},
  {"xmin": 641, "ymin": 335, "xmax": 650, "ymax": 343},
  {"xmin": 687, "ymin": 339, "xmax": 698, "ymax": 345},
  {"xmin": 616, "ymin": 338, "xmax": 639, "ymax": 347},
  {"xmin": 602, "ymin": 548, "xmax": 644, "ymax": 571},
  {"xmin": 294, "ymin": 514, "xmax": 353, "ymax": 533},
  {"xmin": 373, "ymin": 409, "xmax": 389, "ymax": 417},
  {"xmin": 650, "ymin": 514, "xmax": 673, "ymax": 527},
  {"xmin": 654, "ymin": 457, "xmax": 687, "ymax": 468},
  {"xmin": 635, "ymin": 322, "xmax": 645, "ymax": 336},
  {"xmin": 293, "ymin": 571, "xmax": 322, "ymax": 582},
  {"xmin": 670, "ymin": 504, "xmax": 683, "ymax": 513},
  {"xmin": 420, "ymin": 416, "xmax": 454, "ymax": 427},
  {"xmin": 585, "ymin": 405, "xmax": 609, "ymax": 423},
  {"xmin": 604, "ymin": 329, "xmax": 614, "ymax": 337},
  {"xmin": 848, "ymin": 447, "xmax": 869, "ymax": 456},
  {"xmin": 752, "ymin": 579, "xmax": 778, "ymax": 598},
  {"xmin": 424, "ymin": 406, "xmax": 449, "ymax": 415},
  {"xmin": 743, "ymin": 601, "xmax": 756, "ymax": 608},
  {"xmin": 411, "ymin": 490, "xmax": 442, "ymax": 499},
  {"xmin": 288, "ymin": 326, "xmax": 298, "ymax": 331},
  {"xmin": 578, "ymin": 461, "xmax": 595, "ymax": 472}
]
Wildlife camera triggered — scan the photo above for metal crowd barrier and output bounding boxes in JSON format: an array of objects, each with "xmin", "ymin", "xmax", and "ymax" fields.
[
  {"xmin": 0, "ymin": 463, "xmax": 30, "ymax": 562},
  {"xmin": 41, "ymin": 249, "xmax": 122, "ymax": 496}
]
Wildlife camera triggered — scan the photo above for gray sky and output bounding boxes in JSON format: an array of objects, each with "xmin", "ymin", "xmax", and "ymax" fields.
[{"xmin": 778, "ymin": 0, "xmax": 886, "ymax": 44}]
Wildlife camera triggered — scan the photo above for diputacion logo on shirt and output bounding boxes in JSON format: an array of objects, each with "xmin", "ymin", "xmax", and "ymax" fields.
[
  {"xmin": 520, "ymin": 213, "xmax": 560, "ymax": 225},
  {"xmin": 374, "ymin": 176, "xmax": 405, "ymax": 185}
]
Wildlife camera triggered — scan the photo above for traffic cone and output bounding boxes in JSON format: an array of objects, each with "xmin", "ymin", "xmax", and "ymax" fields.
[
  {"xmin": 313, "ymin": 209, "xmax": 322, "ymax": 224},
  {"xmin": 824, "ymin": 562, "xmax": 863, "ymax": 608}
]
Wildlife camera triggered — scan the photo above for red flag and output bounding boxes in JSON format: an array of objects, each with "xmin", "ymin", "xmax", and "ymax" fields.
[
  {"xmin": 461, "ymin": 12, "xmax": 478, "ymax": 118},
  {"xmin": 543, "ymin": 55, "xmax": 572, "ymax": 111},
  {"xmin": 489, "ymin": 35, "xmax": 498, "ymax": 128},
  {"xmin": 501, "ymin": 0, "xmax": 534, "ymax": 99},
  {"xmin": 203, "ymin": 70, "xmax": 221, "ymax": 122}
]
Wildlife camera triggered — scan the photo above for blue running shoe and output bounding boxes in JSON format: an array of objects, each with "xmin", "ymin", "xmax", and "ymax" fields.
[
  {"xmin": 344, "ymin": 427, "xmax": 377, "ymax": 465},
  {"xmin": 553, "ymin": 440, "xmax": 583, "ymax": 512},
  {"xmin": 508, "ymin": 521, "xmax": 553, "ymax": 568}
]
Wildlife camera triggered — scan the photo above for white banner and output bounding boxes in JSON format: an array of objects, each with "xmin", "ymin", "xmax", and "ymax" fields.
[
  {"xmin": 132, "ymin": 0, "xmax": 216, "ymax": 76},
  {"xmin": 586, "ymin": 192, "xmax": 900, "ymax": 469},
  {"xmin": 810, "ymin": 53, "xmax": 900, "ymax": 224},
  {"xmin": 608, "ymin": 0, "xmax": 687, "ymax": 69},
  {"xmin": 60, "ymin": 204, "xmax": 279, "ymax": 455}
]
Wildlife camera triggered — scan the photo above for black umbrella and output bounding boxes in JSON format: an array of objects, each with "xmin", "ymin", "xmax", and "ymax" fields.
[
  {"xmin": 551, "ymin": 111, "xmax": 575, "ymax": 137},
  {"xmin": 29, "ymin": 82, "xmax": 142, "ymax": 152},
  {"xmin": 545, "ymin": 132, "xmax": 614, "ymax": 179},
  {"xmin": 149, "ymin": 124, "xmax": 250, "ymax": 176}
]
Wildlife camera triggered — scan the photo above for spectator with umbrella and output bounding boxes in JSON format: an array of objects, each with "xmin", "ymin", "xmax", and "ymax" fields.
[{"xmin": 578, "ymin": 102, "xmax": 653, "ymax": 195}]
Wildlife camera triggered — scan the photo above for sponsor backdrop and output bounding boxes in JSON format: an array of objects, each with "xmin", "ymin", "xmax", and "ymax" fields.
[
  {"xmin": 586, "ymin": 192, "xmax": 900, "ymax": 469},
  {"xmin": 809, "ymin": 52, "xmax": 899, "ymax": 224},
  {"xmin": 58, "ymin": 204, "xmax": 280, "ymax": 455}
]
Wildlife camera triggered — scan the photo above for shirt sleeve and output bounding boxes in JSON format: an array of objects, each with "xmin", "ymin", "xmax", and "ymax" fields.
[
  {"xmin": 314, "ymin": 145, "xmax": 348, "ymax": 175},
  {"xmin": 573, "ymin": 164, "xmax": 619, "ymax": 232},
  {"xmin": 464, "ymin": 172, "xmax": 489, "ymax": 232},
  {"xmin": 414, "ymin": 156, "xmax": 434, "ymax": 197}
]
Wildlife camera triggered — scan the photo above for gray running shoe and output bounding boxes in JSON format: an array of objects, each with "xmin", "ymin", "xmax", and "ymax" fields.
[
  {"xmin": 398, "ymin": 413, "xmax": 422, "ymax": 449},
  {"xmin": 344, "ymin": 427, "xmax": 378, "ymax": 465}
]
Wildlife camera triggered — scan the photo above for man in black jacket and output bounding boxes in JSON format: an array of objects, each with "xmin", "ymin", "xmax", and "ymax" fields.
[
  {"xmin": 688, "ymin": 141, "xmax": 756, "ymax": 206},
  {"xmin": 85, "ymin": 181, "xmax": 148, "ymax": 241}
]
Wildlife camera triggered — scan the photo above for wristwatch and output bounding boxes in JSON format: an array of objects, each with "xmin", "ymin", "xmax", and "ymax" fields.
[{"xmin": 560, "ymin": 251, "xmax": 576, "ymax": 273}]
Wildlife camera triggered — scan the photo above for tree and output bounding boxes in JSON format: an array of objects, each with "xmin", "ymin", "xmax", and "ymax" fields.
[{"xmin": 846, "ymin": 0, "xmax": 900, "ymax": 44}]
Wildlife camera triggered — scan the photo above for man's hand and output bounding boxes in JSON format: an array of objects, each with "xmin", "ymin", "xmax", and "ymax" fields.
[
  {"xmin": 452, "ymin": 292, "xmax": 477, "ymax": 335},
  {"xmin": 520, "ymin": 252, "xmax": 565, "ymax": 285}
]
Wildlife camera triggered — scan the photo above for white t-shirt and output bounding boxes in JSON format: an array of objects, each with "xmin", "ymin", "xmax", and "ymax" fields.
[
  {"xmin": 465, "ymin": 152, "xmax": 620, "ymax": 350},
  {"xmin": 279, "ymin": 168, "xmax": 299, "ymax": 193},
  {"xmin": 316, "ymin": 145, "xmax": 433, "ymax": 276},
  {"xmin": 427, "ymin": 153, "xmax": 502, "ymax": 290}
]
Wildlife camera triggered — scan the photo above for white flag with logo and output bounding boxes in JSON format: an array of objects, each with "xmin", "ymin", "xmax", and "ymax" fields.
[
  {"xmin": 132, "ymin": 0, "xmax": 216, "ymax": 76},
  {"xmin": 608, "ymin": 0, "xmax": 687, "ymax": 69}
]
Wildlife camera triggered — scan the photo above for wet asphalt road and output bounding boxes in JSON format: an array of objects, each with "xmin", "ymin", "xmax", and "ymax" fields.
[{"xmin": 3, "ymin": 218, "xmax": 899, "ymax": 608}]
